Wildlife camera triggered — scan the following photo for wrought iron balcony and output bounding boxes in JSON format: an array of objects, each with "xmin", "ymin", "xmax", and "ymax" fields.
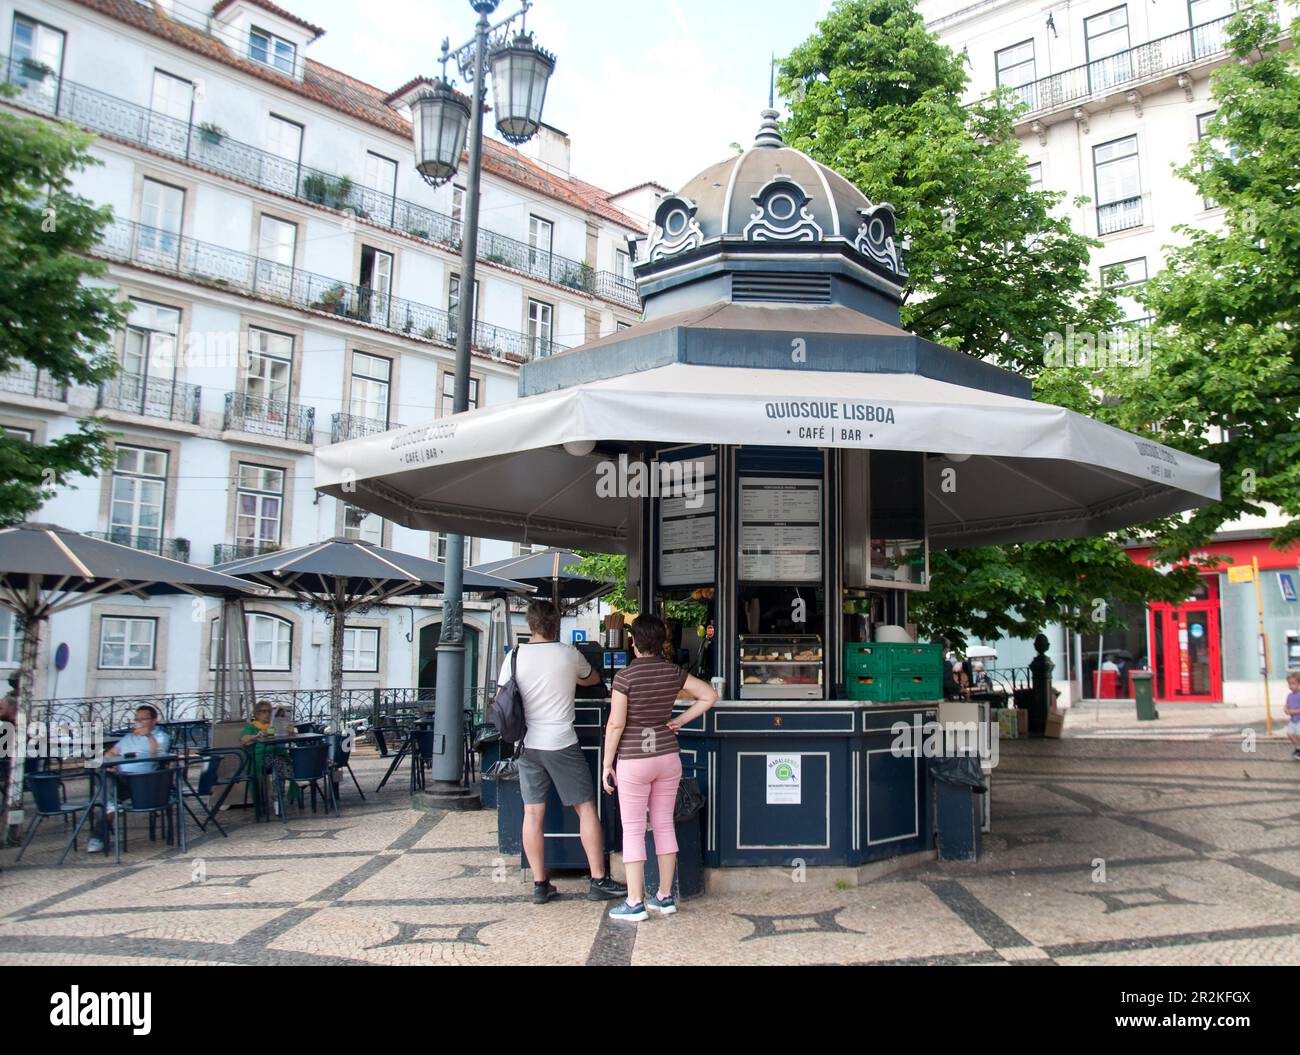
[
  {"xmin": 96, "ymin": 371, "xmax": 201, "ymax": 424},
  {"xmin": 330, "ymin": 413, "xmax": 402, "ymax": 444},
  {"xmin": 591, "ymin": 271, "xmax": 640, "ymax": 311},
  {"xmin": 95, "ymin": 218, "xmax": 561, "ymax": 362},
  {"xmin": 0, "ymin": 54, "xmax": 641, "ymax": 312},
  {"xmin": 86, "ymin": 531, "xmax": 192, "ymax": 562},
  {"xmin": 1097, "ymin": 195, "xmax": 1145, "ymax": 236},
  {"xmin": 990, "ymin": 15, "xmax": 1234, "ymax": 120},
  {"xmin": 224, "ymin": 390, "xmax": 316, "ymax": 444},
  {"xmin": 0, "ymin": 362, "xmax": 67, "ymax": 402},
  {"xmin": 213, "ymin": 542, "xmax": 281, "ymax": 565}
]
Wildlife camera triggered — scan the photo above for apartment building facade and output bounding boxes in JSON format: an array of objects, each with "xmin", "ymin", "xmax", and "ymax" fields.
[
  {"xmin": 920, "ymin": 0, "xmax": 1300, "ymax": 705},
  {"xmin": 0, "ymin": 0, "xmax": 643, "ymax": 707}
]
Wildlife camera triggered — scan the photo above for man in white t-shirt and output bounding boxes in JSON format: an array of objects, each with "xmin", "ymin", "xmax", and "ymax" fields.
[{"xmin": 500, "ymin": 600, "xmax": 627, "ymax": 905}]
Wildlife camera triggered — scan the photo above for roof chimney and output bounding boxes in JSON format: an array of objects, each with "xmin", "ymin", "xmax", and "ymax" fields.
[{"xmin": 519, "ymin": 123, "xmax": 571, "ymax": 176}]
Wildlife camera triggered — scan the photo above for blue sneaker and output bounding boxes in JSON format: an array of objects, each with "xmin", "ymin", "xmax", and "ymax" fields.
[
  {"xmin": 608, "ymin": 899, "xmax": 648, "ymax": 922},
  {"xmin": 647, "ymin": 892, "xmax": 677, "ymax": 915}
]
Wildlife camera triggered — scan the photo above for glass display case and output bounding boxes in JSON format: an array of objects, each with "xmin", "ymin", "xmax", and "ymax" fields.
[{"xmin": 738, "ymin": 634, "xmax": 823, "ymax": 699}]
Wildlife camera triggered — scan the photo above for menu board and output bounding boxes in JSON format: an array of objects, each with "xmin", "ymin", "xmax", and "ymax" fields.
[
  {"xmin": 739, "ymin": 477, "xmax": 822, "ymax": 581},
  {"xmin": 658, "ymin": 455, "xmax": 716, "ymax": 586}
]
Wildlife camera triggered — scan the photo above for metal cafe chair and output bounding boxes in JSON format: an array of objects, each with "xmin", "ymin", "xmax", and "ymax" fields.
[
  {"xmin": 410, "ymin": 725, "xmax": 437, "ymax": 794},
  {"xmin": 325, "ymin": 732, "xmax": 365, "ymax": 801},
  {"xmin": 110, "ymin": 758, "xmax": 185, "ymax": 863},
  {"xmin": 283, "ymin": 739, "xmax": 337, "ymax": 817},
  {"xmin": 185, "ymin": 746, "xmax": 249, "ymax": 835},
  {"xmin": 16, "ymin": 773, "xmax": 96, "ymax": 863}
]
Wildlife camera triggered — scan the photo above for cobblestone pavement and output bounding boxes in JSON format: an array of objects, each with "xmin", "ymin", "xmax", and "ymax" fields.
[{"xmin": 1, "ymin": 740, "xmax": 1297, "ymax": 966}]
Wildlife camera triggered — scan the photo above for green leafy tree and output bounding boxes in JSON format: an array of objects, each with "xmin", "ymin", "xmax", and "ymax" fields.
[
  {"xmin": 0, "ymin": 95, "xmax": 125, "ymax": 526},
  {"xmin": 777, "ymin": 0, "xmax": 1203, "ymax": 647},
  {"xmin": 1103, "ymin": 2, "xmax": 1300, "ymax": 550}
]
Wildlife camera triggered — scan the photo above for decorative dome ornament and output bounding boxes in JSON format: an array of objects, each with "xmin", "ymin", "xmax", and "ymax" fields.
[
  {"xmin": 647, "ymin": 196, "xmax": 704, "ymax": 261},
  {"xmin": 743, "ymin": 177, "xmax": 824, "ymax": 243},
  {"xmin": 854, "ymin": 202, "xmax": 909, "ymax": 278}
]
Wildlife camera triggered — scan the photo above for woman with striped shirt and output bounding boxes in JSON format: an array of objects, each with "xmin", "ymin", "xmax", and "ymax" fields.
[{"xmin": 601, "ymin": 613, "xmax": 717, "ymax": 921}]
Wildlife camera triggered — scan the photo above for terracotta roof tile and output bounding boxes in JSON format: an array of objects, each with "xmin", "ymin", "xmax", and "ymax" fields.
[
  {"xmin": 70, "ymin": 0, "xmax": 645, "ymax": 232},
  {"xmin": 210, "ymin": 0, "xmax": 325, "ymax": 40}
]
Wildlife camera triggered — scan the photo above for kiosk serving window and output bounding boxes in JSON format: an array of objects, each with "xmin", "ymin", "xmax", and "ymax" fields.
[
  {"xmin": 869, "ymin": 451, "xmax": 927, "ymax": 588},
  {"xmin": 737, "ymin": 475, "xmax": 825, "ymax": 699}
]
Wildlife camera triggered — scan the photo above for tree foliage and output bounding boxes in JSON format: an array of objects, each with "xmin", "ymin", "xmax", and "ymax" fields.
[{"xmin": 0, "ymin": 96, "xmax": 125, "ymax": 525}]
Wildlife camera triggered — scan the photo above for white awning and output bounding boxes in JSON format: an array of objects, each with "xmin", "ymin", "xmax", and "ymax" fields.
[{"xmin": 315, "ymin": 363, "xmax": 1220, "ymax": 552}]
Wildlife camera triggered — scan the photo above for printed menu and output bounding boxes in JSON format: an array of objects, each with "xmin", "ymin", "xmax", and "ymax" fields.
[
  {"xmin": 659, "ymin": 455, "xmax": 717, "ymax": 586},
  {"xmin": 739, "ymin": 477, "xmax": 822, "ymax": 581}
]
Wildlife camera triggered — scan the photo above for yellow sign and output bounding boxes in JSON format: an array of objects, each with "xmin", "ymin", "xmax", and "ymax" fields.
[{"xmin": 1227, "ymin": 565, "xmax": 1255, "ymax": 583}]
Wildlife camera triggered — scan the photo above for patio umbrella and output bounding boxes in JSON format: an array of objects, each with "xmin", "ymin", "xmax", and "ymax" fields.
[
  {"xmin": 213, "ymin": 537, "xmax": 531, "ymax": 731},
  {"xmin": 966, "ymin": 645, "xmax": 998, "ymax": 660},
  {"xmin": 469, "ymin": 548, "xmax": 612, "ymax": 612},
  {"xmin": 0, "ymin": 523, "xmax": 257, "ymax": 835}
]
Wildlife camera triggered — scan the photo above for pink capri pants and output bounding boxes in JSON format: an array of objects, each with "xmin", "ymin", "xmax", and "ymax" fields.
[{"xmin": 617, "ymin": 753, "xmax": 682, "ymax": 864}]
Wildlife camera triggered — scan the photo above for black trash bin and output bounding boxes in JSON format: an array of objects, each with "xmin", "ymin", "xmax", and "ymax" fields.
[
  {"xmin": 931, "ymin": 756, "xmax": 985, "ymax": 862},
  {"xmin": 1014, "ymin": 686, "xmax": 1047, "ymax": 737},
  {"xmin": 490, "ymin": 756, "xmax": 523, "ymax": 855},
  {"xmin": 637, "ymin": 777, "xmax": 706, "ymax": 901},
  {"xmin": 474, "ymin": 727, "xmax": 504, "ymax": 808}
]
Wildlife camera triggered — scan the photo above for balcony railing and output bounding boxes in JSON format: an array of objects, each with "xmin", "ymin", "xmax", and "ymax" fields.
[
  {"xmin": 95, "ymin": 218, "xmax": 562, "ymax": 362},
  {"xmin": 86, "ymin": 531, "xmax": 191, "ymax": 562},
  {"xmin": 96, "ymin": 371, "xmax": 201, "ymax": 424},
  {"xmin": 0, "ymin": 54, "xmax": 641, "ymax": 313},
  {"xmin": 0, "ymin": 363, "xmax": 67, "ymax": 401},
  {"xmin": 1097, "ymin": 195, "xmax": 1145, "ymax": 236},
  {"xmin": 590, "ymin": 271, "xmax": 640, "ymax": 311},
  {"xmin": 330, "ymin": 413, "xmax": 402, "ymax": 444},
  {"xmin": 224, "ymin": 390, "xmax": 315, "ymax": 444},
  {"xmin": 992, "ymin": 15, "xmax": 1234, "ymax": 119},
  {"xmin": 213, "ymin": 542, "xmax": 281, "ymax": 565}
]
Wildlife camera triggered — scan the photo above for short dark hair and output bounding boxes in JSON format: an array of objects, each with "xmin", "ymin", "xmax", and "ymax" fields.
[
  {"xmin": 630, "ymin": 613, "xmax": 667, "ymax": 658},
  {"xmin": 135, "ymin": 704, "xmax": 159, "ymax": 720},
  {"xmin": 526, "ymin": 600, "xmax": 561, "ymax": 640}
]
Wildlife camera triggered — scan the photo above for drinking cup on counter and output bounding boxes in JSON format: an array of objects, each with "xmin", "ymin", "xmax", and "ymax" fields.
[{"xmin": 710, "ymin": 676, "xmax": 726, "ymax": 700}]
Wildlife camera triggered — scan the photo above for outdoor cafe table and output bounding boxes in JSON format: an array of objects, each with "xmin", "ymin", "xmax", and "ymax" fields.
[
  {"xmin": 62, "ymin": 752, "xmax": 184, "ymax": 864},
  {"xmin": 244, "ymin": 733, "xmax": 326, "ymax": 822}
]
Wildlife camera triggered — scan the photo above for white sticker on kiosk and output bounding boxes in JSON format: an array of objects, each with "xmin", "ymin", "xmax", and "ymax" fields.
[{"xmin": 766, "ymin": 754, "xmax": 801, "ymax": 805}]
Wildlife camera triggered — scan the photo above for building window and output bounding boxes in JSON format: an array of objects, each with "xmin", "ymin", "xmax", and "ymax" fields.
[
  {"xmin": 359, "ymin": 246, "xmax": 393, "ymax": 326},
  {"xmin": 451, "ymin": 185, "xmax": 466, "ymax": 242},
  {"xmin": 10, "ymin": 14, "xmax": 64, "ymax": 106},
  {"xmin": 433, "ymin": 532, "xmax": 449, "ymax": 562},
  {"xmin": 440, "ymin": 372, "xmax": 480, "ymax": 417},
  {"xmin": 364, "ymin": 152, "xmax": 398, "ymax": 197},
  {"xmin": 448, "ymin": 273, "xmax": 480, "ymax": 338},
  {"xmin": 995, "ymin": 39, "xmax": 1036, "ymax": 107},
  {"xmin": 235, "ymin": 465, "xmax": 284, "ymax": 552},
  {"xmin": 0, "ymin": 609, "xmax": 23, "ymax": 666},
  {"xmin": 527, "ymin": 299, "xmax": 554, "ymax": 358},
  {"xmin": 1027, "ymin": 162, "xmax": 1043, "ymax": 192},
  {"xmin": 245, "ymin": 328, "xmax": 293, "ymax": 406},
  {"xmin": 211, "ymin": 613, "xmax": 292, "ymax": 671},
  {"xmin": 122, "ymin": 302, "xmax": 180, "ymax": 383},
  {"xmin": 1084, "ymin": 6, "xmax": 1132, "ymax": 91},
  {"xmin": 1093, "ymin": 135, "xmax": 1142, "ymax": 235},
  {"xmin": 250, "ymin": 26, "xmax": 296, "ymax": 75},
  {"xmin": 342, "ymin": 503, "xmax": 383, "ymax": 545},
  {"xmin": 265, "ymin": 114, "xmax": 303, "ymax": 169},
  {"xmin": 528, "ymin": 215, "xmax": 554, "ymax": 272},
  {"xmin": 1101, "ymin": 257, "xmax": 1149, "ymax": 322},
  {"xmin": 615, "ymin": 248, "xmax": 633, "ymax": 284},
  {"xmin": 1196, "ymin": 110, "xmax": 1239, "ymax": 208},
  {"xmin": 349, "ymin": 352, "xmax": 391, "ymax": 424},
  {"xmin": 109, "ymin": 445, "xmax": 168, "ymax": 549},
  {"xmin": 139, "ymin": 178, "xmax": 185, "ymax": 262},
  {"xmin": 255, "ymin": 215, "xmax": 297, "ymax": 296},
  {"xmin": 98, "ymin": 617, "xmax": 157, "ymax": 670},
  {"xmin": 148, "ymin": 70, "xmax": 193, "ymax": 152},
  {"xmin": 342, "ymin": 627, "xmax": 380, "ymax": 672},
  {"xmin": 3, "ymin": 426, "xmax": 34, "ymax": 442},
  {"xmin": 615, "ymin": 322, "xmax": 632, "ymax": 331}
]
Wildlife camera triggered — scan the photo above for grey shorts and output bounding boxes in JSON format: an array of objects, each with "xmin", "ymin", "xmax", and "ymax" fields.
[{"xmin": 518, "ymin": 743, "xmax": 594, "ymax": 807}]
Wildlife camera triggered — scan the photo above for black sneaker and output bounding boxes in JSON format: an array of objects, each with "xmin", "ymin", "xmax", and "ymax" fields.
[
  {"xmin": 532, "ymin": 881, "xmax": 560, "ymax": 904},
  {"xmin": 588, "ymin": 875, "xmax": 628, "ymax": 901}
]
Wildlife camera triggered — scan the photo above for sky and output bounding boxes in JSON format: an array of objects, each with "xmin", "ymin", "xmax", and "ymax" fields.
[{"xmin": 305, "ymin": 0, "xmax": 838, "ymax": 195}]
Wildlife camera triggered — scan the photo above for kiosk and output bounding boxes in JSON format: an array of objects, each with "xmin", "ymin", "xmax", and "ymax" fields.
[{"xmin": 317, "ymin": 111, "xmax": 1220, "ymax": 871}]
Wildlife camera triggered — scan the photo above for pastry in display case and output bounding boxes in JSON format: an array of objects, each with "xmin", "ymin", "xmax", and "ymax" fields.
[{"xmin": 738, "ymin": 634, "xmax": 823, "ymax": 699}]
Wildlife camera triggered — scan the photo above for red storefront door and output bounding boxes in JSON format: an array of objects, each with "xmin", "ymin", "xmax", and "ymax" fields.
[{"xmin": 1149, "ymin": 578, "xmax": 1222, "ymax": 703}]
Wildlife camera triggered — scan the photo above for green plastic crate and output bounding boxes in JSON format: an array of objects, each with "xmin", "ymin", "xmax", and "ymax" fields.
[{"xmin": 844, "ymin": 643, "xmax": 891, "ymax": 675}]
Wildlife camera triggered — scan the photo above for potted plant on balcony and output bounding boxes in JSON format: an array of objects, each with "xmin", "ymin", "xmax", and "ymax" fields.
[
  {"xmin": 328, "ymin": 175, "xmax": 354, "ymax": 210},
  {"xmin": 302, "ymin": 173, "xmax": 329, "ymax": 205},
  {"xmin": 314, "ymin": 284, "xmax": 347, "ymax": 314},
  {"xmin": 558, "ymin": 267, "xmax": 588, "ymax": 291},
  {"xmin": 19, "ymin": 57, "xmax": 53, "ymax": 82},
  {"xmin": 173, "ymin": 538, "xmax": 191, "ymax": 563},
  {"xmin": 198, "ymin": 122, "xmax": 226, "ymax": 146}
]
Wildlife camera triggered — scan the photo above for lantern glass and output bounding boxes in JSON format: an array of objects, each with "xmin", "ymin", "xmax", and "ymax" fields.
[
  {"xmin": 411, "ymin": 82, "xmax": 470, "ymax": 185},
  {"xmin": 489, "ymin": 35, "xmax": 555, "ymax": 145}
]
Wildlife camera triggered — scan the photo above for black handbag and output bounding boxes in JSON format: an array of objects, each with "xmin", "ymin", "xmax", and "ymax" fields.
[{"xmin": 674, "ymin": 777, "xmax": 705, "ymax": 821}]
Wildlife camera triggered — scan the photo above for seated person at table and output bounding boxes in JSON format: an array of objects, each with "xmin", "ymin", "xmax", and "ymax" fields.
[
  {"xmin": 87, "ymin": 704, "xmax": 171, "ymax": 853},
  {"xmin": 971, "ymin": 662, "xmax": 993, "ymax": 692},
  {"xmin": 242, "ymin": 703, "xmax": 299, "ymax": 805}
]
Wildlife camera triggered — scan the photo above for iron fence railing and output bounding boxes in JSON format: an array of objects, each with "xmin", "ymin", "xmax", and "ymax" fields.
[
  {"xmin": 96, "ymin": 371, "xmax": 201, "ymax": 424},
  {"xmin": 590, "ymin": 270, "xmax": 641, "ymax": 311},
  {"xmin": 212, "ymin": 542, "xmax": 281, "ymax": 565},
  {"xmin": 29, "ymin": 686, "xmax": 494, "ymax": 732},
  {"xmin": 224, "ymin": 390, "xmax": 316, "ymax": 443},
  {"xmin": 0, "ymin": 363, "xmax": 67, "ymax": 402},
  {"xmin": 0, "ymin": 54, "xmax": 641, "ymax": 313},
  {"xmin": 1097, "ymin": 195, "xmax": 1145, "ymax": 236},
  {"xmin": 95, "ymin": 218, "xmax": 558, "ymax": 362},
  {"xmin": 85, "ymin": 531, "xmax": 192, "ymax": 562},
  {"xmin": 330, "ymin": 413, "xmax": 401, "ymax": 444},
  {"xmin": 992, "ymin": 15, "xmax": 1234, "ymax": 118}
]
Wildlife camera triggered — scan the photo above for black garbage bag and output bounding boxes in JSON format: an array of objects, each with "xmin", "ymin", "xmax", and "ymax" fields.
[
  {"xmin": 473, "ymin": 725, "xmax": 502, "ymax": 752},
  {"xmin": 484, "ymin": 749, "xmax": 521, "ymax": 783},
  {"xmin": 674, "ymin": 778, "xmax": 706, "ymax": 820},
  {"xmin": 930, "ymin": 756, "xmax": 988, "ymax": 794}
]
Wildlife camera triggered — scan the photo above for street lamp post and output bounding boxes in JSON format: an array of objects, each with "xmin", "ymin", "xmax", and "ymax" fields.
[{"xmin": 409, "ymin": 0, "xmax": 554, "ymax": 800}]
